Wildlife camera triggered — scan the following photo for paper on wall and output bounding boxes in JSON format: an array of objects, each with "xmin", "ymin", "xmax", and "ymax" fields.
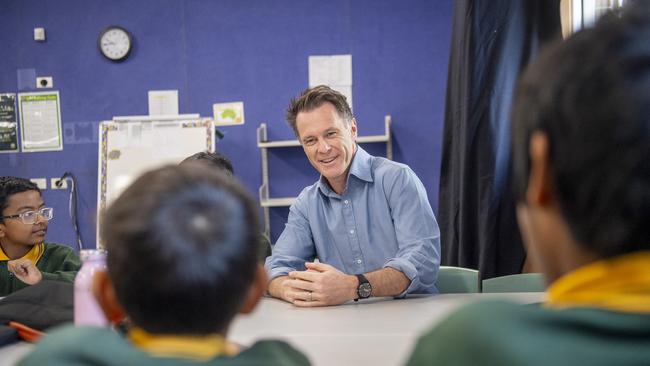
[
  {"xmin": 309, "ymin": 55, "xmax": 352, "ymax": 86},
  {"xmin": 308, "ymin": 55, "xmax": 353, "ymax": 110},
  {"xmin": 148, "ymin": 90, "xmax": 179, "ymax": 116},
  {"xmin": 213, "ymin": 101, "xmax": 245, "ymax": 126},
  {"xmin": 18, "ymin": 91, "xmax": 63, "ymax": 152},
  {"xmin": 0, "ymin": 93, "xmax": 18, "ymax": 153}
]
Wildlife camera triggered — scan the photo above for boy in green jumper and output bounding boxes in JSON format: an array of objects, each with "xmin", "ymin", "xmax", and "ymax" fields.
[
  {"xmin": 0, "ymin": 176, "xmax": 80, "ymax": 296},
  {"xmin": 407, "ymin": 3, "xmax": 650, "ymax": 366},
  {"xmin": 19, "ymin": 164, "xmax": 310, "ymax": 365}
]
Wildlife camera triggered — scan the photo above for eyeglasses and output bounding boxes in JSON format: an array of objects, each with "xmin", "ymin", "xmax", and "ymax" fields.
[{"xmin": 1, "ymin": 207, "xmax": 54, "ymax": 225}]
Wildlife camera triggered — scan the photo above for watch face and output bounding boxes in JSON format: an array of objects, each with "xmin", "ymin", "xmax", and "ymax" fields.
[
  {"xmin": 358, "ymin": 282, "xmax": 372, "ymax": 298},
  {"xmin": 99, "ymin": 27, "xmax": 132, "ymax": 62}
]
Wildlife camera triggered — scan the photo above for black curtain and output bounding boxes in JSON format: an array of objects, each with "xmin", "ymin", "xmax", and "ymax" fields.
[{"xmin": 439, "ymin": 0, "xmax": 561, "ymax": 280}]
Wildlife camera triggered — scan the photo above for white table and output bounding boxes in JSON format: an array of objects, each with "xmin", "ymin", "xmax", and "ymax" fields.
[
  {"xmin": 0, "ymin": 342, "xmax": 32, "ymax": 366},
  {"xmin": 1, "ymin": 292, "xmax": 544, "ymax": 366},
  {"xmin": 229, "ymin": 293, "xmax": 544, "ymax": 366}
]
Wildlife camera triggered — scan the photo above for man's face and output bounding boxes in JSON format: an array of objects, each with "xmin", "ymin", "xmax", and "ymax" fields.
[
  {"xmin": 0, "ymin": 190, "xmax": 48, "ymax": 249},
  {"xmin": 296, "ymin": 103, "xmax": 357, "ymax": 189}
]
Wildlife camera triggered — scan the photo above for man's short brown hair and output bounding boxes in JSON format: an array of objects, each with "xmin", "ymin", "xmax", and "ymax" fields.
[{"xmin": 286, "ymin": 85, "xmax": 353, "ymax": 137}]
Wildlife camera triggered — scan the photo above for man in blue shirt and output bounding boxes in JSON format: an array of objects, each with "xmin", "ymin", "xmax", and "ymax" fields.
[{"xmin": 265, "ymin": 85, "xmax": 440, "ymax": 307}]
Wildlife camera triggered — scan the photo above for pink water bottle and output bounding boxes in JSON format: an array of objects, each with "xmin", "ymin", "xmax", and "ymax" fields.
[{"xmin": 74, "ymin": 249, "xmax": 108, "ymax": 326}]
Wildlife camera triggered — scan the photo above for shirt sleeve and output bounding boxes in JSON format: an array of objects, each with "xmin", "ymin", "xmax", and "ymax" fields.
[
  {"xmin": 382, "ymin": 166, "xmax": 441, "ymax": 296},
  {"xmin": 39, "ymin": 246, "xmax": 82, "ymax": 283},
  {"xmin": 264, "ymin": 192, "xmax": 317, "ymax": 281}
]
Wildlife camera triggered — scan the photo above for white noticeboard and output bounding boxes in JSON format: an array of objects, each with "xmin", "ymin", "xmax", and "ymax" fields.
[{"xmin": 97, "ymin": 118, "xmax": 215, "ymax": 247}]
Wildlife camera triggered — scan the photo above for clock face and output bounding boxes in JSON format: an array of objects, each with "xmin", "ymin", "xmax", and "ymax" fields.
[{"xmin": 98, "ymin": 26, "xmax": 132, "ymax": 62}]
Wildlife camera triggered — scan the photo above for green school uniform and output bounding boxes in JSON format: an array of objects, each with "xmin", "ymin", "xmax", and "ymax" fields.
[
  {"xmin": 0, "ymin": 242, "xmax": 80, "ymax": 296},
  {"xmin": 407, "ymin": 251, "xmax": 650, "ymax": 366},
  {"xmin": 406, "ymin": 300, "xmax": 650, "ymax": 366},
  {"xmin": 19, "ymin": 325, "xmax": 311, "ymax": 366}
]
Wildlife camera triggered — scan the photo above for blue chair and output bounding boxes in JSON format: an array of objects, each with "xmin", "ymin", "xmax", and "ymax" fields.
[
  {"xmin": 436, "ymin": 266, "xmax": 480, "ymax": 293},
  {"xmin": 482, "ymin": 273, "xmax": 546, "ymax": 293}
]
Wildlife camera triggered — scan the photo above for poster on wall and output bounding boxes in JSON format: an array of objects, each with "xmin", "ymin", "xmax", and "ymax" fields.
[
  {"xmin": 148, "ymin": 90, "xmax": 179, "ymax": 116},
  {"xmin": 308, "ymin": 54, "xmax": 353, "ymax": 109},
  {"xmin": 0, "ymin": 93, "xmax": 19, "ymax": 153},
  {"xmin": 18, "ymin": 91, "xmax": 63, "ymax": 152},
  {"xmin": 213, "ymin": 101, "xmax": 245, "ymax": 126}
]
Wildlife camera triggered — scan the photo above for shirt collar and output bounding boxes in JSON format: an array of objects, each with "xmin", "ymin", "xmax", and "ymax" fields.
[
  {"xmin": 545, "ymin": 251, "xmax": 650, "ymax": 313},
  {"xmin": 317, "ymin": 145, "xmax": 373, "ymax": 196},
  {"xmin": 128, "ymin": 327, "xmax": 239, "ymax": 361},
  {"xmin": 0, "ymin": 242, "xmax": 44, "ymax": 262}
]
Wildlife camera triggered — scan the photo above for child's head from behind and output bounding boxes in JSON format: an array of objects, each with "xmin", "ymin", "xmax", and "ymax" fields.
[
  {"xmin": 512, "ymin": 3, "xmax": 650, "ymax": 279},
  {"xmin": 0, "ymin": 177, "xmax": 49, "ymax": 250},
  {"xmin": 98, "ymin": 163, "xmax": 265, "ymax": 335},
  {"xmin": 181, "ymin": 151, "xmax": 234, "ymax": 177}
]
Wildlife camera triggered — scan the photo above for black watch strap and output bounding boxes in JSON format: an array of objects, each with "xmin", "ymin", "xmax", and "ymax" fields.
[{"xmin": 355, "ymin": 274, "xmax": 372, "ymax": 301}]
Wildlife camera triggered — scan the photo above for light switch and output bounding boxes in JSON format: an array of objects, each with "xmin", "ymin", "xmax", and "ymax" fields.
[
  {"xmin": 34, "ymin": 27, "xmax": 46, "ymax": 41},
  {"xmin": 30, "ymin": 178, "xmax": 47, "ymax": 190}
]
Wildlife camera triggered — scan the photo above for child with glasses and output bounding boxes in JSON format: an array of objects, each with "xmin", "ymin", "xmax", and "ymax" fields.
[{"xmin": 0, "ymin": 176, "xmax": 81, "ymax": 296}]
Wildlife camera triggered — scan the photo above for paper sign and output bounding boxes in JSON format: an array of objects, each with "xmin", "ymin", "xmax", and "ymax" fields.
[
  {"xmin": 18, "ymin": 91, "xmax": 63, "ymax": 152},
  {"xmin": 309, "ymin": 55, "xmax": 352, "ymax": 86},
  {"xmin": 0, "ymin": 93, "xmax": 18, "ymax": 152},
  {"xmin": 213, "ymin": 101, "xmax": 245, "ymax": 126},
  {"xmin": 308, "ymin": 55, "xmax": 353, "ymax": 110},
  {"xmin": 148, "ymin": 90, "xmax": 179, "ymax": 116}
]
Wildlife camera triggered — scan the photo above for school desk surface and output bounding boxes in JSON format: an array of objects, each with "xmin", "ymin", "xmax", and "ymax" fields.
[{"xmin": 2, "ymin": 292, "xmax": 544, "ymax": 366}]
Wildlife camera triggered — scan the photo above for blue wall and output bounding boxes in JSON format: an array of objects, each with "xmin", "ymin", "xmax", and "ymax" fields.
[{"xmin": 0, "ymin": 0, "xmax": 452, "ymax": 247}]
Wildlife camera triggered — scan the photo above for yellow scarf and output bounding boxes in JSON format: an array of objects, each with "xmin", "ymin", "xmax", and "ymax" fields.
[
  {"xmin": 128, "ymin": 327, "xmax": 239, "ymax": 361},
  {"xmin": 0, "ymin": 242, "xmax": 44, "ymax": 263},
  {"xmin": 546, "ymin": 251, "xmax": 650, "ymax": 313}
]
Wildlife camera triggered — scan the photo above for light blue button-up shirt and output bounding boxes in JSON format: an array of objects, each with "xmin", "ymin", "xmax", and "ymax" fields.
[{"xmin": 265, "ymin": 147, "xmax": 440, "ymax": 295}]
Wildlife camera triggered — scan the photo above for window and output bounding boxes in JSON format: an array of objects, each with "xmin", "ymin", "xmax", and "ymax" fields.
[{"xmin": 571, "ymin": 0, "xmax": 625, "ymax": 32}]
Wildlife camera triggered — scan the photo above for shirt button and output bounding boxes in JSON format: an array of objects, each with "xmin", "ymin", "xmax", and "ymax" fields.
[
  {"xmin": 356, "ymin": 259, "xmax": 362, "ymax": 264},
  {"xmin": 344, "ymin": 200, "xmax": 349, "ymax": 204},
  {"xmin": 349, "ymin": 229, "xmax": 355, "ymax": 234}
]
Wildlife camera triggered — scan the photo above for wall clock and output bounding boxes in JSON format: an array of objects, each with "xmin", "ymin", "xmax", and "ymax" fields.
[{"xmin": 98, "ymin": 26, "xmax": 132, "ymax": 62}]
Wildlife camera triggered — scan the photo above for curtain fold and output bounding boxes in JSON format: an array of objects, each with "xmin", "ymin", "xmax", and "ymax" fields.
[{"xmin": 438, "ymin": 0, "xmax": 561, "ymax": 280}]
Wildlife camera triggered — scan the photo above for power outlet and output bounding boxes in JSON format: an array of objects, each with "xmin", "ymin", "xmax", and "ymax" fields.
[
  {"xmin": 36, "ymin": 76, "xmax": 53, "ymax": 88},
  {"xmin": 51, "ymin": 178, "xmax": 68, "ymax": 190},
  {"xmin": 30, "ymin": 178, "xmax": 47, "ymax": 190}
]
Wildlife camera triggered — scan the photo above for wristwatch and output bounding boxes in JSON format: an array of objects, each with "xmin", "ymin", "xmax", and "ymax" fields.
[{"xmin": 355, "ymin": 274, "xmax": 372, "ymax": 301}]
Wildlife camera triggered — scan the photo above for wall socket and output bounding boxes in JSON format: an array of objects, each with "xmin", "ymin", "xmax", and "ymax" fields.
[
  {"xmin": 36, "ymin": 76, "xmax": 53, "ymax": 88},
  {"xmin": 51, "ymin": 178, "xmax": 68, "ymax": 190},
  {"xmin": 30, "ymin": 178, "xmax": 47, "ymax": 190}
]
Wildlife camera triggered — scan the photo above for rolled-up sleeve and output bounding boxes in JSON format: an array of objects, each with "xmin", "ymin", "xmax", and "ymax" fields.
[
  {"xmin": 383, "ymin": 166, "xmax": 441, "ymax": 296},
  {"xmin": 264, "ymin": 192, "xmax": 317, "ymax": 281}
]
